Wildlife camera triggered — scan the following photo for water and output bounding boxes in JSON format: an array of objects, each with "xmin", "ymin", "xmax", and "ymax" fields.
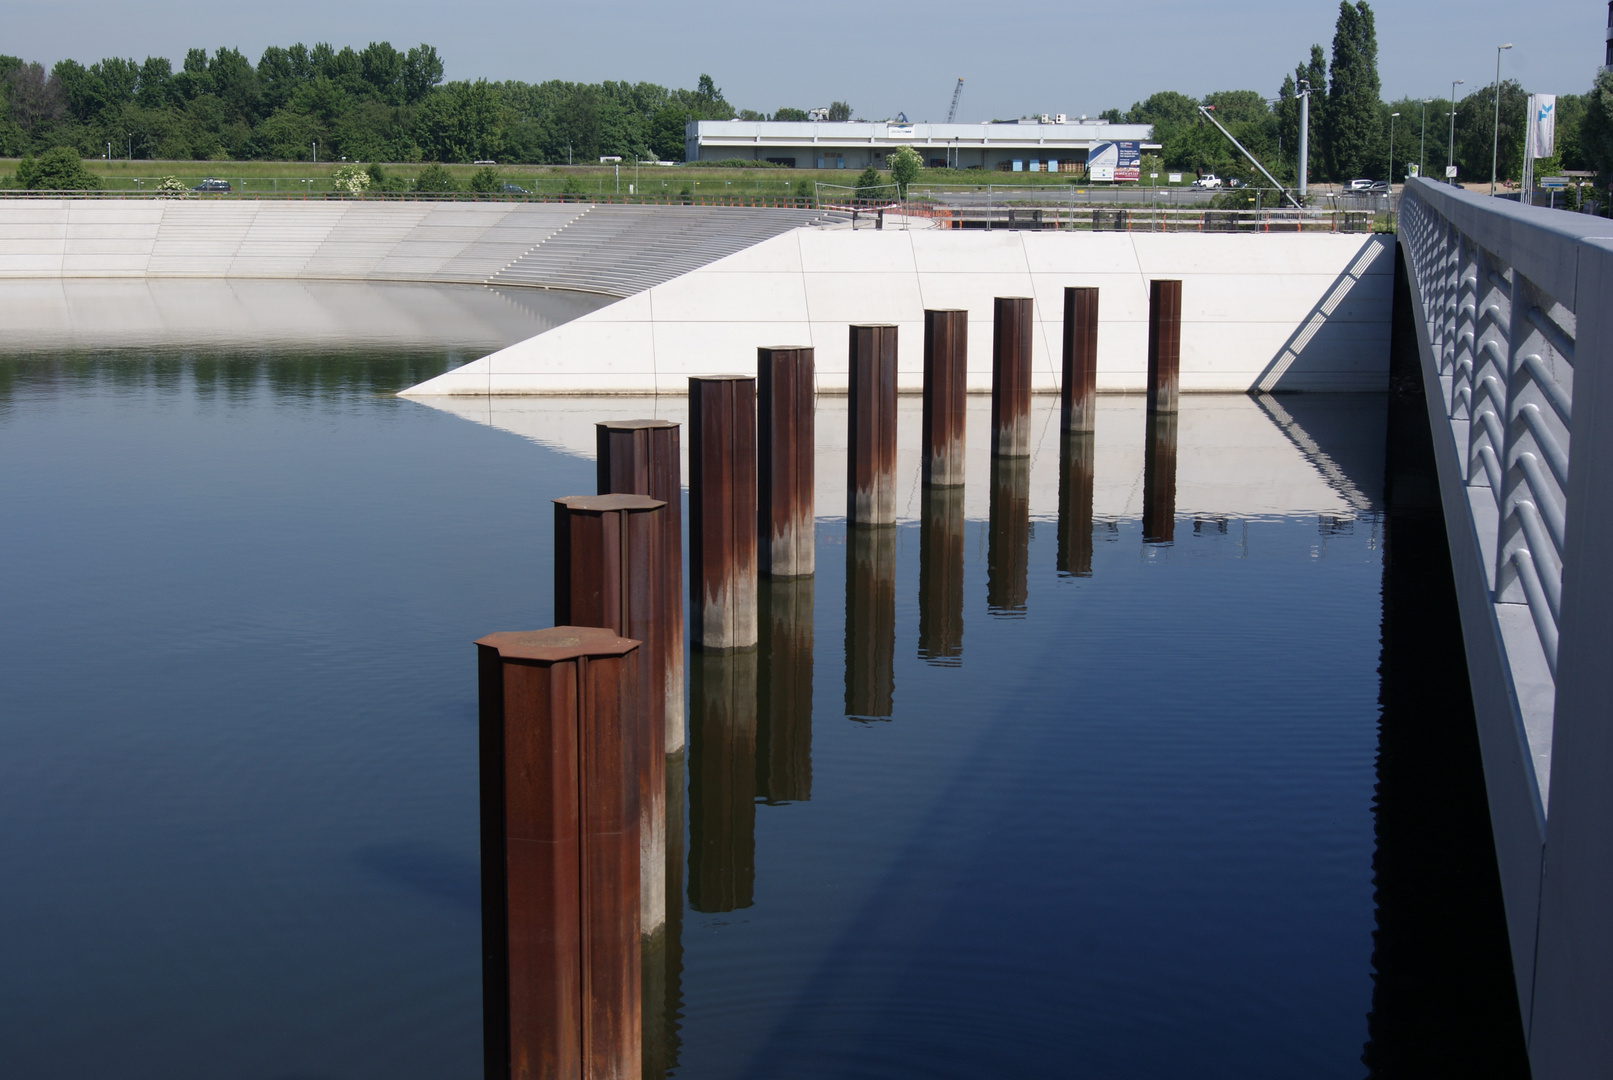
[{"xmin": 0, "ymin": 303, "xmax": 1524, "ymax": 1078}]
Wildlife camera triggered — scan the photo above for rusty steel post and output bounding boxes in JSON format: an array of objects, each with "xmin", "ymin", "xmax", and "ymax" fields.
[
  {"xmin": 1057, "ymin": 429, "xmax": 1096, "ymax": 577},
  {"xmin": 991, "ymin": 296, "xmax": 1034, "ymax": 458},
  {"xmin": 757, "ymin": 577, "xmax": 813, "ymax": 802},
  {"xmin": 847, "ymin": 324, "xmax": 898, "ymax": 525},
  {"xmin": 845, "ymin": 525, "xmax": 896, "ymax": 719},
  {"xmin": 647, "ymin": 746, "xmax": 684, "ymax": 1079},
  {"xmin": 1061, "ymin": 287, "xmax": 1099, "ymax": 433},
  {"xmin": 687, "ymin": 648, "xmax": 757, "ymax": 913},
  {"xmin": 756, "ymin": 346, "xmax": 815, "ymax": 578},
  {"xmin": 1142, "ymin": 413, "xmax": 1179, "ymax": 544},
  {"xmin": 918, "ymin": 485, "xmax": 965, "ymax": 665},
  {"xmin": 476, "ymin": 626, "xmax": 642, "ymax": 1080},
  {"xmin": 1146, "ymin": 279, "xmax": 1183, "ymax": 415},
  {"xmin": 987, "ymin": 456, "xmax": 1031, "ymax": 616},
  {"xmin": 688, "ymin": 376, "xmax": 758, "ymax": 651},
  {"xmin": 596, "ymin": 419, "xmax": 684, "ymax": 755},
  {"xmin": 553, "ymin": 494, "xmax": 669, "ymax": 953},
  {"xmin": 922, "ymin": 309, "xmax": 968, "ymax": 487}
]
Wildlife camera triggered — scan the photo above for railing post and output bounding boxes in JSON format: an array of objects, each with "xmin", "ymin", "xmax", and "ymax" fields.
[
  {"xmin": 922, "ymin": 309, "xmax": 968, "ymax": 487},
  {"xmin": 1146, "ymin": 280, "xmax": 1183, "ymax": 415},
  {"xmin": 596, "ymin": 419, "xmax": 685, "ymax": 756},
  {"xmin": 756, "ymin": 346, "xmax": 815, "ymax": 578},
  {"xmin": 476, "ymin": 626, "xmax": 642, "ymax": 1080},
  {"xmin": 688, "ymin": 376, "xmax": 758, "ymax": 650},
  {"xmin": 553, "ymin": 493, "xmax": 670, "ymax": 950},
  {"xmin": 847, "ymin": 325, "xmax": 898, "ymax": 524},
  {"xmin": 991, "ymin": 297, "xmax": 1034, "ymax": 457},
  {"xmin": 1061, "ymin": 287, "xmax": 1100, "ymax": 433}
]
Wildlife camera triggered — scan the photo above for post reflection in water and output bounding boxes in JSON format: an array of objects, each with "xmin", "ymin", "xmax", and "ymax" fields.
[
  {"xmin": 757, "ymin": 579, "xmax": 814, "ymax": 803},
  {"xmin": 918, "ymin": 486, "xmax": 965, "ymax": 665},
  {"xmin": 644, "ymin": 746, "xmax": 684, "ymax": 1079},
  {"xmin": 687, "ymin": 650, "xmax": 757, "ymax": 914},
  {"xmin": 845, "ymin": 526, "xmax": 896, "ymax": 720},
  {"xmin": 1142, "ymin": 413, "xmax": 1179, "ymax": 545},
  {"xmin": 1057, "ymin": 429, "xmax": 1096, "ymax": 578},
  {"xmin": 986, "ymin": 456, "xmax": 1030, "ymax": 616}
]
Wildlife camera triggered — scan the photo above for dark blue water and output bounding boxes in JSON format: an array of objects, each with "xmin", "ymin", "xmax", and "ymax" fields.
[{"xmin": 0, "ymin": 349, "xmax": 1519, "ymax": 1079}]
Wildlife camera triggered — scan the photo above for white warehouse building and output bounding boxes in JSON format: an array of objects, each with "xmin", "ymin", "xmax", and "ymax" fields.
[{"xmin": 685, "ymin": 118, "xmax": 1159, "ymax": 173}]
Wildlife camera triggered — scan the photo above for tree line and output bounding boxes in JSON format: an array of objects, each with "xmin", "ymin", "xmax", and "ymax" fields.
[{"xmin": 1103, "ymin": 1, "xmax": 1610, "ymax": 187}]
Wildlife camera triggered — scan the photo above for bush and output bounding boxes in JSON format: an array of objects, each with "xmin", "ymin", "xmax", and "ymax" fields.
[
  {"xmin": 707, "ymin": 158, "xmax": 785, "ymax": 168},
  {"xmin": 468, "ymin": 166, "xmax": 501, "ymax": 193},
  {"xmin": 155, "ymin": 176, "xmax": 189, "ymax": 199},
  {"xmin": 888, "ymin": 146, "xmax": 923, "ymax": 196},
  {"xmin": 561, "ymin": 176, "xmax": 587, "ymax": 195},
  {"xmin": 794, "ymin": 178, "xmax": 814, "ymax": 200},
  {"xmin": 331, "ymin": 164, "xmax": 372, "ymax": 195},
  {"xmin": 414, "ymin": 163, "xmax": 456, "ymax": 193},
  {"xmin": 17, "ymin": 147, "xmax": 102, "ymax": 191},
  {"xmin": 853, "ymin": 165, "xmax": 886, "ymax": 199}
]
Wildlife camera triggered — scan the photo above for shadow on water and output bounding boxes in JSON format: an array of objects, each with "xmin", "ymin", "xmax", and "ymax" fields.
[
  {"xmin": 352, "ymin": 842, "xmax": 480, "ymax": 914},
  {"xmin": 1361, "ymin": 247, "xmax": 1530, "ymax": 1076}
]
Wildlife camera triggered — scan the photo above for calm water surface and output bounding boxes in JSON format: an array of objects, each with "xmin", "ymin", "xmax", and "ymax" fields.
[{"xmin": 0, "ymin": 340, "xmax": 1518, "ymax": 1078}]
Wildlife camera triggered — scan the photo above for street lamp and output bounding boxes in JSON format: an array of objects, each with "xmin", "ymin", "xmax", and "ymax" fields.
[
  {"xmin": 1389, "ymin": 112, "xmax": 1400, "ymax": 184},
  {"xmin": 311, "ymin": 140, "xmax": 317, "ymax": 165},
  {"xmin": 1297, "ymin": 78, "xmax": 1312, "ymax": 202},
  {"xmin": 1449, "ymin": 79, "xmax": 1465, "ymax": 183},
  {"xmin": 1491, "ymin": 44, "xmax": 1513, "ymax": 195},
  {"xmin": 1419, "ymin": 99, "xmax": 1433, "ymax": 177}
]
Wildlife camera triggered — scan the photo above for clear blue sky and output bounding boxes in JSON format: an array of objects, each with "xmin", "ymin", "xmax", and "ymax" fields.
[{"xmin": 6, "ymin": 0, "xmax": 1601, "ymax": 119}]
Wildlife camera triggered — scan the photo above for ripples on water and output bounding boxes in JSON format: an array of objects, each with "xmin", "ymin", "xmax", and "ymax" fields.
[{"xmin": 0, "ymin": 347, "xmax": 1524, "ymax": 1079}]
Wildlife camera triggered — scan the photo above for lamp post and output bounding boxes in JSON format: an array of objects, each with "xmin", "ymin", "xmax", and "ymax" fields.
[
  {"xmin": 1298, "ymin": 79, "xmax": 1311, "ymax": 202},
  {"xmin": 1389, "ymin": 112, "xmax": 1400, "ymax": 184},
  {"xmin": 1449, "ymin": 79, "xmax": 1465, "ymax": 184},
  {"xmin": 1490, "ymin": 44, "xmax": 1513, "ymax": 195},
  {"xmin": 311, "ymin": 140, "xmax": 317, "ymax": 165},
  {"xmin": 1419, "ymin": 99, "xmax": 1433, "ymax": 177}
]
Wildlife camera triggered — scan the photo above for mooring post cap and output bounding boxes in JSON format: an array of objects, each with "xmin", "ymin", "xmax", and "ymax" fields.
[
  {"xmin": 597, "ymin": 419, "xmax": 678, "ymax": 430},
  {"xmin": 475, "ymin": 626, "xmax": 641, "ymax": 662},
  {"xmin": 553, "ymin": 493, "xmax": 666, "ymax": 512}
]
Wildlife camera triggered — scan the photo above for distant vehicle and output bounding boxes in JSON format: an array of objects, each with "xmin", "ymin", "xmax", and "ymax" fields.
[
  {"xmin": 1192, "ymin": 174, "xmax": 1223, "ymax": 189},
  {"xmin": 1226, "ymin": 177, "xmax": 1246, "ymax": 188},
  {"xmin": 1367, "ymin": 180, "xmax": 1390, "ymax": 194},
  {"xmin": 192, "ymin": 178, "xmax": 231, "ymax": 193},
  {"xmin": 500, "ymin": 183, "xmax": 530, "ymax": 194},
  {"xmin": 1346, "ymin": 178, "xmax": 1376, "ymax": 191}
]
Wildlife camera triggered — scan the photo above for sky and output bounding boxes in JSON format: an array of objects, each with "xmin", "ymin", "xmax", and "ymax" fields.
[{"xmin": 4, "ymin": 0, "xmax": 1602, "ymax": 120}]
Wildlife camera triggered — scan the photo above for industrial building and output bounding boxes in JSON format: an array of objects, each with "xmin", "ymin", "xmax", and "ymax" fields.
[{"xmin": 684, "ymin": 118, "xmax": 1158, "ymax": 173}]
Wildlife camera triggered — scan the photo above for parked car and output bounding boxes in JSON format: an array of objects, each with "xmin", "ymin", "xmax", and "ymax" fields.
[
  {"xmin": 500, "ymin": 183, "xmax": 530, "ymax": 194},
  {"xmin": 1192, "ymin": 174, "xmax": 1223, "ymax": 189},
  {"xmin": 1346, "ymin": 178, "xmax": 1376, "ymax": 191},
  {"xmin": 192, "ymin": 178, "xmax": 231, "ymax": 193},
  {"xmin": 1226, "ymin": 178, "xmax": 1246, "ymax": 189}
]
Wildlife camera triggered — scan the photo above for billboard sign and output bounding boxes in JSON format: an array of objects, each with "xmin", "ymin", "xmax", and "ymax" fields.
[{"xmin": 1087, "ymin": 141, "xmax": 1141, "ymax": 182}]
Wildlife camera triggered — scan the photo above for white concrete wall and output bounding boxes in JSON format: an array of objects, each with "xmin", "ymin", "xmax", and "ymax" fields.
[{"xmin": 403, "ymin": 229, "xmax": 1392, "ymax": 397}]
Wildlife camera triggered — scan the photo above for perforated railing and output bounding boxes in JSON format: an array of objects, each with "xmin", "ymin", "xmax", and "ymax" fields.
[{"xmin": 1400, "ymin": 187, "xmax": 1577, "ymax": 675}]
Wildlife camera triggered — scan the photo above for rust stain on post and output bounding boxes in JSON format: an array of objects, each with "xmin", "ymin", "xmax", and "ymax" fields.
[
  {"xmin": 1061, "ymin": 287, "xmax": 1099, "ymax": 433},
  {"xmin": 1142, "ymin": 413, "xmax": 1179, "ymax": 544},
  {"xmin": 1146, "ymin": 279, "xmax": 1182, "ymax": 415},
  {"xmin": 756, "ymin": 347, "xmax": 815, "ymax": 578},
  {"xmin": 476, "ymin": 626, "xmax": 642, "ymax": 1080},
  {"xmin": 991, "ymin": 296, "xmax": 1034, "ymax": 457},
  {"xmin": 918, "ymin": 485, "xmax": 964, "ymax": 665},
  {"xmin": 845, "ymin": 525, "xmax": 896, "ymax": 719},
  {"xmin": 596, "ymin": 419, "xmax": 684, "ymax": 756},
  {"xmin": 1058, "ymin": 429, "xmax": 1096, "ymax": 577},
  {"xmin": 847, "ymin": 325, "xmax": 898, "ymax": 525},
  {"xmin": 687, "ymin": 648, "xmax": 757, "ymax": 913},
  {"xmin": 688, "ymin": 376, "xmax": 758, "ymax": 651},
  {"xmin": 987, "ymin": 456, "xmax": 1031, "ymax": 616},
  {"xmin": 757, "ymin": 577, "xmax": 813, "ymax": 802},
  {"xmin": 553, "ymin": 494, "xmax": 670, "ymax": 951},
  {"xmin": 922, "ymin": 309, "xmax": 968, "ymax": 487}
]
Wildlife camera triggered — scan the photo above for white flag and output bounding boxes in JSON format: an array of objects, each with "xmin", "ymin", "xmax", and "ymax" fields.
[{"xmin": 1528, "ymin": 95, "xmax": 1557, "ymax": 159}]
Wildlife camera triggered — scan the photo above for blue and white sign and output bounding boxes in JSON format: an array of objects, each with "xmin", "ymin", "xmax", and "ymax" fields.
[
  {"xmin": 1528, "ymin": 95, "xmax": 1556, "ymax": 159},
  {"xmin": 1087, "ymin": 141, "xmax": 1141, "ymax": 182}
]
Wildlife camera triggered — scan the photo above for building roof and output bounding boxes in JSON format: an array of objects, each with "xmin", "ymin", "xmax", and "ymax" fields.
[{"xmin": 688, "ymin": 119, "xmax": 1157, "ymax": 151}]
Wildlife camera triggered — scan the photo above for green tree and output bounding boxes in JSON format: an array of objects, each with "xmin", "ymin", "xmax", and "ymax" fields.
[
  {"xmin": 413, "ymin": 162, "xmax": 455, "ymax": 192},
  {"xmin": 772, "ymin": 107, "xmax": 809, "ymax": 122},
  {"xmin": 468, "ymin": 165, "xmax": 500, "ymax": 192},
  {"xmin": 826, "ymin": 101, "xmax": 852, "ymax": 121},
  {"xmin": 17, "ymin": 145, "xmax": 102, "ymax": 189},
  {"xmin": 1454, "ymin": 80, "xmax": 1527, "ymax": 184},
  {"xmin": 1580, "ymin": 70, "xmax": 1613, "ymax": 186},
  {"xmin": 853, "ymin": 164, "xmax": 884, "ymax": 198},
  {"xmin": 1324, "ymin": 1, "xmax": 1382, "ymax": 180},
  {"xmin": 888, "ymin": 145, "xmax": 921, "ymax": 196}
]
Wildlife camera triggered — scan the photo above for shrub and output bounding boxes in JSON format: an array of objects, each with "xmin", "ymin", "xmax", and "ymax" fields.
[
  {"xmin": 155, "ymin": 176, "xmax": 189, "ymax": 199},
  {"xmin": 17, "ymin": 147, "xmax": 102, "ymax": 191},
  {"xmin": 561, "ymin": 176, "xmax": 587, "ymax": 195},
  {"xmin": 794, "ymin": 178, "xmax": 815, "ymax": 200},
  {"xmin": 331, "ymin": 164, "xmax": 372, "ymax": 195},
  {"xmin": 888, "ymin": 146, "xmax": 923, "ymax": 196},
  {"xmin": 468, "ymin": 166, "xmax": 500, "ymax": 193},
  {"xmin": 414, "ymin": 163, "xmax": 456, "ymax": 193}
]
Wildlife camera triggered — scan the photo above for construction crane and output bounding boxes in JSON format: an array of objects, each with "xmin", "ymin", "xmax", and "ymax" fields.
[{"xmin": 946, "ymin": 78, "xmax": 964, "ymax": 123}]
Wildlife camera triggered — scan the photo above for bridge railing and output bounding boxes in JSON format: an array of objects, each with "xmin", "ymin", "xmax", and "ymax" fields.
[{"xmin": 1398, "ymin": 177, "xmax": 1613, "ymax": 1074}]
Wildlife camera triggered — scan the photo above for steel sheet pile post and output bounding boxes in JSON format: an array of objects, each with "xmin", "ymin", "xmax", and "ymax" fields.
[
  {"xmin": 756, "ymin": 346, "xmax": 816, "ymax": 578},
  {"xmin": 921, "ymin": 309, "xmax": 969, "ymax": 487},
  {"xmin": 991, "ymin": 297, "xmax": 1034, "ymax": 457},
  {"xmin": 595, "ymin": 419, "xmax": 684, "ymax": 755},
  {"xmin": 1061, "ymin": 287, "xmax": 1100, "ymax": 433},
  {"xmin": 1146, "ymin": 279, "xmax": 1183, "ymax": 416},
  {"xmin": 847, "ymin": 325, "xmax": 898, "ymax": 524},
  {"xmin": 552, "ymin": 495, "xmax": 669, "ymax": 950},
  {"xmin": 688, "ymin": 376, "xmax": 758, "ymax": 650},
  {"xmin": 476, "ymin": 626, "xmax": 643, "ymax": 1080}
]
